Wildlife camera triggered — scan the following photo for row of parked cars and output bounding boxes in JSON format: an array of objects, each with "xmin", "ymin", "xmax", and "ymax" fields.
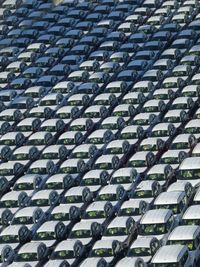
[{"xmin": 1, "ymin": 0, "xmax": 200, "ymax": 266}]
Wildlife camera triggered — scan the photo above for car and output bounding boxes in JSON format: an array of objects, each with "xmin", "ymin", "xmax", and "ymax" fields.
[
  {"xmin": 110, "ymin": 167, "xmax": 139, "ymax": 190},
  {"xmin": 178, "ymin": 157, "xmax": 200, "ymax": 187},
  {"xmin": 128, "ymin": 151, "xmax": 156, "ymax": 175},
  {"xmin": 151, "ymin": 245, "xmax": 191, "ymax": 266},
  {"xmin": 68, "ymin": 219, "xmax": 103, "ymax": 250},
  {"xmin": 114, "ymin": 257, "xmax": 146, "ymax": 267},
  {"xmin": 160, "ymin": 149, "xmax": 188, "ymax": 169},
  {"xmin": 32, "ymin": 221, "xmax": 66, "ymax": 250},
  {"xmin": 11, "ymin": 145, "xmax": 40, "ymax": 168},
  {"xmin": 167, "ymin": 225, "xmax": 200, "ymax": 266},
  {"xmin": 153, "ymin": 191, "xmax": 188, "ymax": 222},
  {"xmin": 88, "ymin": 239, "xmax": 125, "ymax": 267},
  {"xmin": 138, "ymin": 209, "xmax": 176, "ymax": 244},
  {"xmin": 130, "ymin": 180, "xmax": 161, "ymax": 206},
  {"xmin": 48, "ymin": 239, "xmax": 83, "ymax": 267},
  {"xmin": 184, "ymin": 119, "xmax": 200, "ymax": 139},
  {"xmin": 0, "ymin": 224, "xmax": 30, "ymax": 250},
  {"xmin": 127, "ymin": 236, "xmax": 160, "ymax": 264},
  {"xmin": 16, "ymin": 117, "xmax": 41, "ymax": 137},
  {"xmin": 11, "ymin": 206, "xmax": 45, "ymax": 234},
  {"xmin": 83, "ymin": 200, "xmax": 115, "ymax": 227},
  {"xmin": 57, "ymin": 131, "xmax": 83, "ymax": 152},
  {"xmin": 10, "ymin": 242, "xmax": 48, "ymax": 267},
  {"xmin": 146, "ymin": 163, "xmax": 174, "ymax": 189},
  {"xmin": 30, "ymin": 189, "xmax": 59, "ymax": 216}
]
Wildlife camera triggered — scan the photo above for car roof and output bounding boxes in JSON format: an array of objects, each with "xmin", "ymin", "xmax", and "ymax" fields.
[
  {"xmin": 179, "ymin": 157, "xmax": 200, "ymax": 170},
  {"xmin": 151, "ymin": 245, "xmax": 188, "ymax": 263},
  {"xmin": 168, "ymin": 225, "xmax": 200, "ymax": 240},
  {"xmin": 154, "ymin": 191, "xmax": 185, "ymax": 204},
  {"xmin": 130, "ymin": 236, "xmax": 158, "ymax": 248},
  {"xmin": 140, "ymin": 209, "xmax": 172, "ymax": 224}
]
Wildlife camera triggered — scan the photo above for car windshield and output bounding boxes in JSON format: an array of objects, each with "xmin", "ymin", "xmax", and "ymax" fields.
[
  {"xmin": 51, "ymin": 212, "xmax": 69, "ymax": 221},
  {"xmin": 70, "ymin": 125, "xmax": 85, "ymax": 131},
  {"xmin": 171, "ymin": 142, "xmax": 188, "ymax": 149},
  {"xmin": 113, "ymin": 110, "xmax": 128, "ymax": 117},
  {"xmin": 41, "ymin": 126, "xmax": 56, "ymax": 132},
  {"xmin": 53, "ymin": 250, "xmax": 74, "ymax": 259},
  {"xmin": 40, "ymin": 99, "xmax": 57, "ymax": 106},
  {"xmin": 35, "ymin": 231, "xmax": 55, "ymax": 240},
  {"xmin": 83, "ymin": 178, "xmax": 99, "ymax": 186},
  {"xmin": 139, "ymin": 223, "xmax": 166, "ymax": 235},
  {"xmin": 24, "ymin": 73, "xmax": 36, "ymax": 79},
  {"xmin": 98, "ymin": 193, "xmax": 116, "ymax": 201},
  {"xmin": 25, "ymin": 92, "xmax": 39, "ymax": 98},
  {"xmin": 0, "ymin": 115, "xmax": 12, "ymax": 121},
  {"xmin": 134, "ymin": 190, "xmax": 152, "ymax": 198},
  {"xmin": 28, "ymin": 139, "xmax": 45, "ymax": 145},
  {"xmin": 164, "ymin": 82, "xmax": 177, "ymax": 88},
  {"xmin": 121, "ymin": 132, "xmax": 137, "ymax": 139},
  {"xmin": 0, "ymin": 234, "xmax": 19, "ymax": 243},
  {"xmin": 73, "ymin": 152, "xmax": 88, "ymax": 158},
  {"xmin": 168, "ymin": 240, "xmax": 194, "ymax": 250},
  {"xmin": 182, "ymin": 219, "xmax": 200, "ymax": 225},
  {"xmin": 171, "ymin": 103, "xmax": 187, "ymax": 109},
  {"xmin": 58, "ymin": 138, "xmax": 74, "ymax": 145},
  {"xmin": 164, "ymin": 116, "xmax": 180, "ymax": 123},
  {"xmin": 111, "ymin": 176, "xmax": 132, "ymax": 184},
  {"xmin": 129, "ymin": 247, "xmax": 151, "ymax": 257},
  {"xmin": 65, "ymin": 195, "xmax": 81, "ymax": 203},
  {"xmin": 134, "ymin": 118, "xmax": 148, "ymax": 125},
  {"xmin": 107, "ymin": 146, "xmax": 123, "ymax": 154},
  {"xmin": 154, "ymin": 94, "xmax": 167, "ymax": 100},
  {"xmin": 179, "ymin": 170, "xmax": 200, "ymax": 180},
  {"xmin": 123, "ymin": 98, "xmax": 137, "ymax": 104},
  {"xmin": 12, "ymin": 153, "xmax": 28, "ymax": 160},
  {"xmin": 56, "ymin": 113, "xmax": 70, "ymax": 119},
  {"xmin": 95, "ymin": 162, "xmax": 113, "ymax": 170},
  {"xmin": 152, "ymin": 130, "xmax": 168, "ymax": 137},
  {"xmin": 101, "ymin": 123, "xmax": 117, "ymax": 129},
  {"xmin": 13, "ymin": 216, "xmax": 33, "ymax": 224},
  {"xmin": 32, "ymin": 199, "xmax": 49, "ymax": 206},
  {"xmin": 144, "ymin": 106, "xmax": 158, "ymax": 112},
  {"xmin": 85, "ymin": 210, "xmax": 105, "ymax": 219},
  {"xmin": 46, "ymin": 182, "xmax": 62, "ymax": 190},
  {"xmin": 92, "ymin": 248, "xmax": 114, "ymax": 257},
  {"xmin": 29, "ymin": 167, "xmax": 47, "ymax": 175},
  {"xmin": 14, "ymin": 182, "xmax": 33, "ymax": 191},
  {"xmin": 61, "ymin": 166, "xmax": 77, "ymax": 174},
  {"xmin": 42, "ymin": 153, "xmax": 58, "ymax": 160},
  {"xmin": 119, "ymin": 207, "xmax": 140, "ymax": 216},
  {"xmin": 0, "ymin": 200, "xmax": 18, "ymax": 208},
  {"xmin": 0, "ymin": 95, "xmax": 10, "ymax": 101},
  {"xmin": 17, "ymin": 253, "xmax": 38, "ymax": 262},
  {"xmin": 0, "ymin": 139, "xmax": 15, "ymax": 146},
  {"xmin": 0, "ymin": 168, "xmax": 13, "ymax": 176},
  {"xmin": 160, "ymin": 157, "xmax": 178, "ymax": 164},
  {"xmin": 185, "ymin": 127, "xmax": 200, "ymax": 134},
  {"xmin": 95, "ymin": 100, "xmax": 108, "ymax": 105},
  {"xmin": 155, "ymin": 204, "xmax": 178, "ymax": 214},
  {"xmin": 148, "ymin": 173, "xmax": 165, "ymax": 181},
  {"xmin": 140, "ymin": 144, "xmax": 157, "ymax": 151},
  {"xmin": 107, "ymin": 87, "xmax": 121, "ymax": 93},
  {"xmin": 173, "ymin": 71, "xmax": 186, "ymax": 76},
  {"xmin": 105, "ymin": 227, "xmax": 127, "ymax": 236},
  {"xmin": 151, "ymin": 264, "xmax": 178, "ymax": 267},
  {"xmin": 70, "ymin": 229, "xmax": 91, "ymax": 238},
  {"xmin": 68, "ymin": 100, "xmax": 82, "ymax": 106},
  {"xmin": 84, "ymin": 112, "xmax": 100, "ymax": 118},
  {"xmin": 129, "ymin": 160, "xmax": 146, "ymax": 167}
]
